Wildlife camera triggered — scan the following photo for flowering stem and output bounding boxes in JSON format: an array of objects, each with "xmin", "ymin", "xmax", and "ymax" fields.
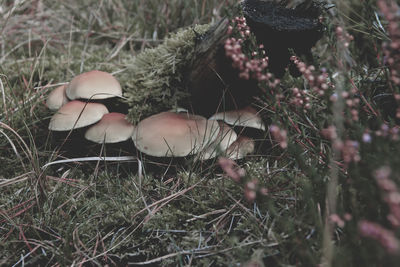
[{"xmin": 321, "ymin": 6, "xmax": 350, "ymax": 266}]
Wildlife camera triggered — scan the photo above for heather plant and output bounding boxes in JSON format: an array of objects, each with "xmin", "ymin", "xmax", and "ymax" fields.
[{"xmin": 2, "ymin": 0, "xmax": 400, "ymax": 266}]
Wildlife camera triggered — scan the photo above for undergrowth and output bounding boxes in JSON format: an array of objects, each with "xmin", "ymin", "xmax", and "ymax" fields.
[{"xmin": 2, "ymin": 0, "xmax": 400, "ymax": 266}]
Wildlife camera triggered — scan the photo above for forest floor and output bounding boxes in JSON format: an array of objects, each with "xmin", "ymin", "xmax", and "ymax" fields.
[{"xmin": 1, "ymin": 0, "xmax": 400, "ymax": 266}]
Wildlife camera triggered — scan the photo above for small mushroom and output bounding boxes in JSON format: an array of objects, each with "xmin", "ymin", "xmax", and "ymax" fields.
[
  {"xmin": 198, "ymin": 122, "xmax": 238, "ymax": 160},
  {"xmin": 46, "ymin": 84, "xmax": 69, "ymax": 111},
  {"xmin": 84, "ymin": 112, "xmax": 135, "ymax": 143},
  {"xmin": 66, "ymin": 70, "xmax": 122, "ymax": 100},
  {"xmin": 226, "ymin": 136, "xmax": 255, "ymax": 160},
  {"xmin": 132, "ymin": 112, "xmax": 220, "ymax": 157},
  {"xmin": 209, "ymin": 106, "xmax": 265, "ymax": 131},
  {"xmin": 49, "ymin": 100, "xmax": 109, "ymax": 131}
]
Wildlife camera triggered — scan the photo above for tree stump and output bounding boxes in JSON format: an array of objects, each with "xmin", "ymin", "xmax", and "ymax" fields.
[{"xmin": 184, "ymin": 0, "xmax": 323, "ymax": 116}]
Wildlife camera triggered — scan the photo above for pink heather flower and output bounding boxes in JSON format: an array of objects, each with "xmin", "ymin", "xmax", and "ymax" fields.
[
  {"xmin": 245, "ymin": 179, "xmax": 258, "ymax": 203},
  {"xmin": 227, "ymin": 25, "xmax": 233, "ymax": 35},
  {"xmin": 289, "ymin": 87, "xmax": 312, "ymax": 110},
  {"xmin": 342, "ymin": 140, "xmax": 361, "ymax": 165},
  {"xmin": 388, "ymin": 214, "xmax": 400, "ymax": 228},
  {"xmin": 359, "ymin": 220, "xmax": 400, "ymax": 254},
  {"xmin": 269, "ymin": 125, "xmax": 288, "ymax": 149},
  {"xmin": 335, "ymin": 26, "xmax": 354, "ymax": 48},
  {"xmin": 321, "ymin": 126, "xmax": 338, "ymax": 140},
  {"xmin": 374, "ymin": 166, "xmax": 400, "ymax": 228},
  {"xmin": 224, "ymin": 17, "xmax": 278, "ymax": 87},
  {"xmin": 218, "ymin": 157, "xmax": 245, "ymax": 183},
  {"xmin": 378, "ymin": 0, "xmax": 400, "ymax": 85},
  {"xmin": 260, "ymin": 187, "xmax": 268, "ymax": 196},
  {"xmin": 374, "ymin": 166, "xmax": 392, "ymax": 180},
  {"xmin": 329, "ymin": 214, "xmax": 345, "ymax": 228},
  {"xmin": 344, "ymin": 213, "xmax": 353, "ymax": 221},
  {"xmin": 290, "ymin": 56, "xmax": 331, "ymax": 97}
]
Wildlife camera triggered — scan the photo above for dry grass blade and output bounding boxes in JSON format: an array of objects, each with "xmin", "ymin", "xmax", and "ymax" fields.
[
  {"xmin": 131, "ymin": 178, "xmax": 205, "ymax": 220},
  {"xmin": 41, "ymin": 156, "xmax": 137, "ymax": 169},
  {"xmin": 0, "ymin": 75, "xmax": 7, "ymax": 120},
  {"xmin": 0, "ymin": 171, "xmax": 33, "ymax": 187},
  {"xmin": 0, "ymin": 122, "xmax": 35, "ymax": 166},
  {"xmin": 0, "ymin": 198, "xmax": 36, "ymax": 224},
  {"xmin": 128, "ymin": 239, "xmax": 278, "ymax": 265},
  {"xmin": 0, "ymin": 129, "xmax": 26, "ymax": 170}
]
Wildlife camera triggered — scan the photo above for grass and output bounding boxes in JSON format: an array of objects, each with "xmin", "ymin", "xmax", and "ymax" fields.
[{"xmin": 1, "ymin": 0, "xmax": 400, "ymax": 266}]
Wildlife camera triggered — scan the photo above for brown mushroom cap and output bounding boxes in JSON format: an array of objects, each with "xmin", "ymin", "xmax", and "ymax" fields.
[
  {"xmin": 209, "ymin": 106, "xmax": 265, "ymax": 131},
  {"xmin": 48, "ymin": 100, "xmax": 109, "ymax": 131},
  {"xmin": 46, "ymin": 84, "xmax": 69, "ymax": 111},
  {"xmin": 199, "ymin": 122, "xmax": 238, "ymax": 160},
  {"xmin": 226, "ymin": 136, "xmax": 255, "ymax": 160},
  {"xmin": 132, "ymin": 112, "xmax": 220, "ymax": 157},
  {"xmin": 84, "ymin": 112, "xmax": 135, "ymax": 143},
  {"xmin": 66, "ymin": 70, "xmax": 122, "ymax": 100}
]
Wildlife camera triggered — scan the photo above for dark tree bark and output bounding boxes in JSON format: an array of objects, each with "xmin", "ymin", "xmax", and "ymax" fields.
[
  {"xmin": 185, "ymin": 19, "xmax": 259, "ymax": 117},
  {"xmin": 243, "ymin": 0, "xmax": 324, "ymax": 76},
  {"xmin": 184, "ymin": 0, "xmax": 323, "ymax": 117}
]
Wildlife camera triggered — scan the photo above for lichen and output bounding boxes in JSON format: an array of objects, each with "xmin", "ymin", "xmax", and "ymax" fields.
[{"xmin": 124, "ymin": 24, "xmax": 211, "ymax": 123}]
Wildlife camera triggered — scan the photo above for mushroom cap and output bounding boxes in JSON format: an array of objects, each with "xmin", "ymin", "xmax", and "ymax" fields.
[
  {"xmin": 66, "ymin": 70, "xmax": 122, "ymax": 100},
  {"xmin": 46, "ymin": 84, "xmax": 69, "ymax": 111},
  {"xmin": 84, "ymin": 112, "xmax": 135, "ymax": 143},
  {"xmin": 132, "ymin": 112, "xmax": 220, "ymax": 157},
  {"xmin": 49, "ymin": 100, "xmax": 109, "ymax": 131},
  {"xmin": 209, "ymin": 106, "xmax": 265, "ymax": 131},
  {"xmin": 226, "ymin": 136, "xmax": 255, "ymax": 160},
  {"xmin": 199, "ymin": 122, "xmax": 238, "ymax": 160}
]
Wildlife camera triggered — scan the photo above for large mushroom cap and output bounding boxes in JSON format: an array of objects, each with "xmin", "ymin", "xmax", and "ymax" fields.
[
  {"xmin": 85, "ymin": 112, "xmax": 135, "ymax": 143},
  {"xmin": 49, "ymin": 100, "xmax": 109, "ymax": 131},
  {"xmin": 199, "ymin": 122, "xmax": 238, "ymax": 160},
  {"xmin": 46, "ymin": 84, "xmax": 69, "ymax": 111},
  {"xmin": 66, "ymin": 70, "xmax": 122, "ymax": 100},
  {"xmin": 132, "ymin": 112, "xmax": 220, "ymax": 157},
  {"xmin": 209, "ymin": 106, "xmax": 265, "ymax": 131}
]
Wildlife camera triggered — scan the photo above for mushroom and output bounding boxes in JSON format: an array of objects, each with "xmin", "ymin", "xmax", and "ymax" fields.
[
  {"xmin": 132, "ymin": 112, "xmax": 220, "ymax": 157},
  {"xmin": 46, "ymin": 84, "xmax": 69, "ymax": 111},
  {"xmin": 209, "ymin": 106, "xmax": 265, "ymax": 131},
  {"xmin": 198, "ymin": 122, "xmax": 238, "ymax": 160},
  {"xmin": 226, "ymin": 136, "xmax": 255, "ymax": 160},
  {"xmin": 66, "ymin": 70, "xmax": 122, "ymax": 100},
  {"xmin": 84, "ymin": 112, "xmax": 135, "ymax": 143},
  {"xmin": 48, "ymin": 100, "xmax": 109, "ymax": 131}
]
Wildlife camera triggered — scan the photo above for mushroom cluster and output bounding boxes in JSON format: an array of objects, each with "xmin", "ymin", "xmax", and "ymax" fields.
[
  {"xmin": 46, "ymin": 70, "xmax": 133, "ymax": 143},
  {"xmin": 46, "ymin": 70, "xmax": 266, "ymax": 160}
]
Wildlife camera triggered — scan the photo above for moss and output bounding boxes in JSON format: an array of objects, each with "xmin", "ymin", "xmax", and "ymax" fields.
[{"xmin": 123, "ymin": 24, "xmax": 211, "ymax": 123}]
